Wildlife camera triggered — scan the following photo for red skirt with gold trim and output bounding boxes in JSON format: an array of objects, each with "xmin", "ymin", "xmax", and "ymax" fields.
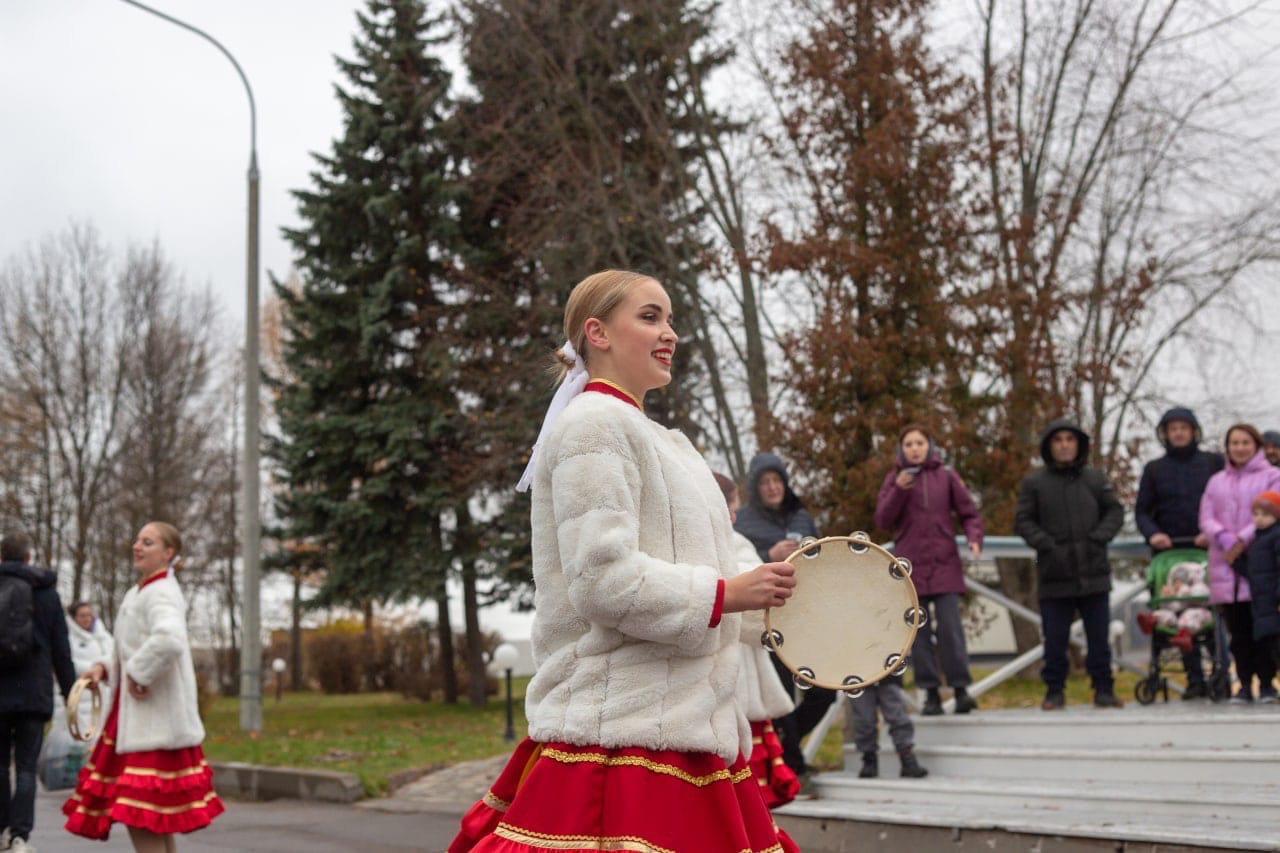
[
  {"xmin": 62, "ymin": 695, "xmax": 224, "ymax": 840},
  {"xmin": 449, "ymin": 738, "xmax": 798, "ymax": 853},
  {"xmin": 748, "ymin": 720, "xmax": 800, "ymax": 809}
]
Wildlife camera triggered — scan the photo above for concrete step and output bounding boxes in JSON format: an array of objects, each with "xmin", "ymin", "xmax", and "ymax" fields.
[
  {"xmin": 848, "ymin": 741, "xmax": 1280, "ymax": 785},
  {"xmin": 809, "ymin": 773, "xmax": 1280, "ymax": 823},
  {"xmin": 916, "ymin": 744, "xmax": 1279, "ymax": 785},
  {"xmin": 911, "ymin": 703, "xmax": 1280, "ymax": 750},
  {"xmin": 778, "ymin": 790, "xmax": 1280, "ymax": 851}
]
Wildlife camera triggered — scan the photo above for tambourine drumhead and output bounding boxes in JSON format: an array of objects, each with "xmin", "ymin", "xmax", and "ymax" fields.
[
  {"xmin": 763, "ymin": 534, "xmax": 923, "ymax": 694},
  {"xmin": 66, "ymin": 675, "xmax": 103, "ymax": 743}
]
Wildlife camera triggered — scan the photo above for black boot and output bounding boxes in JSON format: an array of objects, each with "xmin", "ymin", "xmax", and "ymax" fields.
[
  {"xmin": 953, "ymin": 686, "xmax": 977, "ymax": 714},
  {"xmin": 921, "ymin": 688, "xmax": 943, "ymax": 716},
  {"xmin": 858, "ymin": 751, "xmax": 878, "ymax": 778},
  {"xmin": 898, "ymin": 748, "xmax": 928, "ymax": 778}
]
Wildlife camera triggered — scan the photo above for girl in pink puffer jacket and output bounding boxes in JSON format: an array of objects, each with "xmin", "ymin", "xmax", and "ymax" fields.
[{"xmin": 1198, "ymin": 424, "xmax": 1280, "ymax": 702}]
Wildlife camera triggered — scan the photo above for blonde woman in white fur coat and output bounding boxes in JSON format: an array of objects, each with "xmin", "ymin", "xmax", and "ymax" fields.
[
  {"xmin": 64, "ymin": 602, "xmax": 115, "ymax": 737},
  {"xmin": 64, "ymin": 522, "xmax": 223, "ymax": 851},
  {"xmin": 450, "ymin": 271, "xmax": 799, "ymax": 853}
]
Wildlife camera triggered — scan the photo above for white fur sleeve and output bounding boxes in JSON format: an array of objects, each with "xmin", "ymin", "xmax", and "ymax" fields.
[
  {"xmin": 549, "ymin": 415, "xmax": 720, "ymax": 649},
  {"xmin": 124, "ymin": 583, "xmax": 189, "ymax": 687}
]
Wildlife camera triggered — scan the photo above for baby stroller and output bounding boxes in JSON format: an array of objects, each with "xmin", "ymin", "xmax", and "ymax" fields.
[{"xmin": 1133, "ymin": 547, "xmax": 1231, "ymax": 703}]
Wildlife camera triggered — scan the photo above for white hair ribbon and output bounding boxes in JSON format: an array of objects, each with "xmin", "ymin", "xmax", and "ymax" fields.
[
  {"xmin": 167, "ymin": 555, "xmax": 180, "ymax": 578},
  {"xmin": 516, "ymin": 342, "xmax": 588, "ymax": 492}
]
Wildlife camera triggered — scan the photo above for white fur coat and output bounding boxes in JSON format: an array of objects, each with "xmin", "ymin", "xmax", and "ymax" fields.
[
  {"xmin": 732, "ymin": 532, "xmax": 795, "ymax": 721},
  {"xmin": 109, "ymin": 575, "xmax": 205, "ymax": 753},
  {"xmin": 526, "ymin": 392, "xmax": 750, "ymax": 763},
  {"xmin": 66, "ymin": 614, "xmax": 115, "ymax": 730}
]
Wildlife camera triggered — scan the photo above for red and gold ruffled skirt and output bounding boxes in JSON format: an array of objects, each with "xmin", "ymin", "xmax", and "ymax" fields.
[
  {"xmin": 748, "ymin": 720, "xmax": 800, "ymax": 809},
  {"xmin": 449, "ymin": 738, "xmax": 798, "ymax": 853},
  {"xmin": 63, "ymin": 695, "xmax": 224, "ymax": 840}
]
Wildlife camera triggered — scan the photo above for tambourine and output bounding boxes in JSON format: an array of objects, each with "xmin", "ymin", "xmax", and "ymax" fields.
[
  {"xmin": 762, "ymin": 532, "xmax": 925, "ymax": 696},
  {"xmin": 66, "ymin": 675, "xmax": 104, "ymax": 743}
]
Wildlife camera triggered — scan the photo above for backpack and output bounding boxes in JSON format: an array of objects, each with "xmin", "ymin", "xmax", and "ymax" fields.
[{"xmin": 0, "ymin": 574, "xmax": 35, "ymax": 669}]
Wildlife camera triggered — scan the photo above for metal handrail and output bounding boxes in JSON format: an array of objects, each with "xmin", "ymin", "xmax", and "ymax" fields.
[{"xmin": 800, "ymin": 536, "xmax": 1154, "ymax": 766}]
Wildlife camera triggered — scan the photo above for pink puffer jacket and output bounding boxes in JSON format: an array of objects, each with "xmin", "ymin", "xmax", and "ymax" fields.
[{"xmin": 1198, "ymin": 450, "xmax": 1280, "ymax": 604}]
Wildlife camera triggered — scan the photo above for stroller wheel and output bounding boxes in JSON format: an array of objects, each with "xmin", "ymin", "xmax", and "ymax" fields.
[{"xmin": 1134, "ymin": 677, "xmax": 1159, "ymax": 705}]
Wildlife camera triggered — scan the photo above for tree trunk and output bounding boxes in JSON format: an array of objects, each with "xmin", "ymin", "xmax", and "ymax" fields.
[
  {"xmin": 362, "ymin": 600, "xmax": 376, "ymax": 692},
  {"xmin": 435, "ymin": 589, "xmax": 458, "ymax": 704},
  {"xmin": 458, "ymin": 505, "xmax": 489, "ymax": 708},
  {"xmin": 290, "ymin": 571, "xmax": 303, "ymax": 692}
]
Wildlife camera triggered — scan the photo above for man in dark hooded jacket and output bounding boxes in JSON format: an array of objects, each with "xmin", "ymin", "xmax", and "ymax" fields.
[
  {"xmin": 1015, "ymin": 420, "xmax": 1126, "ymax": 711},
  {"xmin": 0, "ymin": 532, "xmax": 76, "ymax": 851},
  {"xmin": 733, "ymin": 452, "xmax": 829, "ymax": 793},
  {"xmin": 1134, "ymin": 407, "xmax": 1223, "ymax": 698}
]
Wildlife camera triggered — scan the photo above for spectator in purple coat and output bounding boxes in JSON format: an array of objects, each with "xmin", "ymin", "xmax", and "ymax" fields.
[
  {"xmin": 875, "ymin": 425, "xmax": 985, "ymax": 715},
  {"xmin": 1199, "ymin": 423, "xmax": 1280, "ymax": 703}
]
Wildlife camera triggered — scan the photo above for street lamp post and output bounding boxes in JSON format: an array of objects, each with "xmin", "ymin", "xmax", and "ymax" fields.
[
  {"xmin": 271, "ymin": 657, "xmax": 287, "ymax": 704},
  {"xmin": 117, "ymin": 0, "xmax": 263, "ymax": 733},
  {"xmin": 491, "ymin": 643, "xmax": 519, "ymax": 744}
]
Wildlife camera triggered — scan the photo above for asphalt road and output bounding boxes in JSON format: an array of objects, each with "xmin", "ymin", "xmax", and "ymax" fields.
[{"xmin": 30, "ymin": 788, "xmax": 464, "ymax": 852}]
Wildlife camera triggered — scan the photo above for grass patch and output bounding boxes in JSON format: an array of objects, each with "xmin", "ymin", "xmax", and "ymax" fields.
[{"xmin": 202, "ymin": 682, "xmax": 529, "ymax": 797}]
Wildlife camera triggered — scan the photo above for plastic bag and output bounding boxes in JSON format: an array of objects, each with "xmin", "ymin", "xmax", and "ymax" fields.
[{"xmin": 38, "ymin": 700, "xmax": 88, "ymax": 791}]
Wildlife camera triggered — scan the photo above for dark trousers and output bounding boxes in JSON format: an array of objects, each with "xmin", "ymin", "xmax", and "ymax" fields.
[
  {"xmin": 769, "ymin": 653, "xmax": 836, "ymax": 775},
  {"xmin": 1221, "ymin": 601, "xmax": 1277, "ymax": 694},
  {"xmin": 0, "ymin": 713, "xmax": 46, "ymax": 842},
  {"xmin": 910, "ymin": 593, "xmax": 972, "ymax": 689},
  {"xmin": 846, "ymin": 682, "xmax": 914, "ymax": 754},
  {"xmin": 1040, "ymin": 591, "xmax": 1113, "ymax": 693}
]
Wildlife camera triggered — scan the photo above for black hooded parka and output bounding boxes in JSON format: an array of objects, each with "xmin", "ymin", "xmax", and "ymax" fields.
[{"xmin": 1014, "ymin": 419, "xmax": 1126, "ymax": 600}]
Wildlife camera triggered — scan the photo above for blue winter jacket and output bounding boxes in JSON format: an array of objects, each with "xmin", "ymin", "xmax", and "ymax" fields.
[
  {"xmin": 733, "ymin": 453, "xmax": 819, "ymax": 563},
  {"xmin": 1247, "ymin": 523, "xmax": 1280, "ymax": 641},
  {"xmin": 1134, "ymin": 408, "xmax": 1224, "ymax": 544}
]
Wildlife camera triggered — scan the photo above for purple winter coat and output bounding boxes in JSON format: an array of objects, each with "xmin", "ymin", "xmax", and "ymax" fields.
[
  {"xmin": 874, "ymin": 450, "xmax": 984, "ymax": 597},
  {"xmin": 1198, "ymin": 449, "xmax": 1280, "ymax": 604}
]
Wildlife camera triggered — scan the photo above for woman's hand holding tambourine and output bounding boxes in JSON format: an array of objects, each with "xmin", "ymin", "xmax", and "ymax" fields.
[
  {"xmin": 67, "ymin": 675, "xmax": 104, "ymax": 743},
  {"xmin": 762, "ymin": 533, "xmax": 925, "ymax": 696},
  {"xmin": 725, "ymin": 562, "xmax": 796, "ymax": 612}
]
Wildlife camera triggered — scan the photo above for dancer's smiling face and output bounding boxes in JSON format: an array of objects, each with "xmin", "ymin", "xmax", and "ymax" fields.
[{"xmin": 583, "ymin": 277, "xmax": 677, "ymax": 401}]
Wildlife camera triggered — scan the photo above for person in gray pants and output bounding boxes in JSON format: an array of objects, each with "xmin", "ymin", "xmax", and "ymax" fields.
[{"xmin": 845, "ymin": 678, "xmax": 928, "ymax": 778}]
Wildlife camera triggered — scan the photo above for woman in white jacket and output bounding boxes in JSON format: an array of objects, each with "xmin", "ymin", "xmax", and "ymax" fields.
[
  {"xmin": 450, "ymin": 270, "xmax": 798, "ymax": 853},
  {"xmin": 63, "ymin": 522, "xmax": 223, "ymax": 851},
  {"xmin": 65, "ymin": 602, "xmax": 115, "ymax": 734}
]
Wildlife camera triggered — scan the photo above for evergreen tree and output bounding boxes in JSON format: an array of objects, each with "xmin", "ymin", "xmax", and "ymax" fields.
[
  {"xmin": 455, "ymin": 0, "xmax": 732, "ymax": 445},
  {"xmin": 269, "ymin": 0, "xmax": 461, "ymax": 616}
]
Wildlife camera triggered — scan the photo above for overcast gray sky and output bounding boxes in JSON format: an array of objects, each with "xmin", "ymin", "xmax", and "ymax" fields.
[
  {"xmin": 3, "ymin": 0, "xmax": 364, "ymax": 329},
  {"xmin": 4, "ymin": 0, "xmax": 1278, "ymax": 433}
]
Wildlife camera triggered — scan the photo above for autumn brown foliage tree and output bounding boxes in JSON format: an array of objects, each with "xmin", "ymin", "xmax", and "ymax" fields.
[{"xmin": 763, "ymin": 0, "xmax": 977, "ymax": 534}]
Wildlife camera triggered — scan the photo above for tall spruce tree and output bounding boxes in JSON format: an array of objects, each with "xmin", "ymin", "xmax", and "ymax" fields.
[
  {"xmin": 269, "ymin": 0, "xmax": 461, "ymax": 626},
  {"xmin": 455, "ymin": 0, "xmax": 731, "ymax": 441},
  {"xmin": 452, "ymin": 0, "xmax": 735, "ymax": 600}
]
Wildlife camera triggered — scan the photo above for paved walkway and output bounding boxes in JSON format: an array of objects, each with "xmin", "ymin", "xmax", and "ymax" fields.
[
  {"xmin": 28, "ymin": 758, "xmax": 503, "ymax": 853},
  {"xmin": 357, "ymin": 753, "xmax": 508, "ymax": 815}
]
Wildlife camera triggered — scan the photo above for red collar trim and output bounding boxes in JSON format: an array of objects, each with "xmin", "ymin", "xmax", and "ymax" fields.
[
  {"xmin": 585, "ymin": 380, "xmax": 642, "ymax": 411},
  {"xmin": 139, "ymin": 569, "xmax": 169, "ymax": 590}
]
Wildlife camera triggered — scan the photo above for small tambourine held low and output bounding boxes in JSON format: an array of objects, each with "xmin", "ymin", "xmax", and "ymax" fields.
[
  {"xmin": 762, "ymin": 532, "xmax": 926, "ymax": 698},
  {"xmin": 66, "ymin": 675, "xmax": 104, "ymax": 743}
]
